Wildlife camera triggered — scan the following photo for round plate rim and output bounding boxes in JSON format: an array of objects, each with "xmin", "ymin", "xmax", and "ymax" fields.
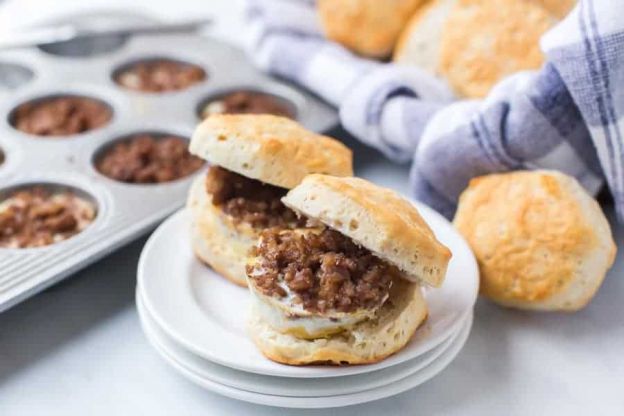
[
  {"xmin": 137, "ymin": 290, "xmax": 467, "ymax": 397},
  {"xmin": 142, "ymin": 307, "xmax": 473, "ymax": 409}
]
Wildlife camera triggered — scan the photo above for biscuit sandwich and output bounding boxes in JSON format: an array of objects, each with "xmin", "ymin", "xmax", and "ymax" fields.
[
  {"xmin": 187, "ymin": 115, "xmax": 353, "ymax": 286},
  {"xmin": 246, "ymin": 175, "xmax": 452, "ymax": 365},
  {"xmin": 454, "ymin": 170, "xmax": 616, "ymax": 311}
]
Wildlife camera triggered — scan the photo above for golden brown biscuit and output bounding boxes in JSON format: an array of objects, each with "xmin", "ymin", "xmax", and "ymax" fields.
[
  {"xmin": 189, "ymin": 115, "xmax": 353, "ymax": 189},
  {"xmin": 282, "ymin": 175, "xmax": 452, "ymax": 286},
  {"xmin": 248, "ymin": 277, "xmax": 427, "ymax": 365},
  {"xmin": 394, "ymin": 0, "xmax": 574, "ymax": 97},
  {"xmin": 453, "ymin": 170, "xmax": 616, "ymax": 311},
  {"xmin": 318, "ymin": 0, "xmax": 424, "ymax": 58}
]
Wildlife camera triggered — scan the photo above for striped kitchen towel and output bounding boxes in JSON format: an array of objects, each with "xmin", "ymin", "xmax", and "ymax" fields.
[{"xmin": 245, "ymin": 0, "xmax": 624, "ymax": 221}]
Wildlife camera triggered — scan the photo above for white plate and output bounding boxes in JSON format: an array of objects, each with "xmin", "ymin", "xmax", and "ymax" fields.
[
  {"xmin": 143, "ymin": 300, "xmax": 473, "ymax": 409},
  {"xmin": 138, "ymin": 204, "xmax": 478, "ymax": 378},
  {"xmin": 137, "ymin": 290, "xmax": 465, "ymax": 397}
]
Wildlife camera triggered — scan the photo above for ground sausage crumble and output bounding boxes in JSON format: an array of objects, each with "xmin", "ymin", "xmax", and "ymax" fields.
[
  {"xmin": 205, "ymin": 166, "xmax": 305, "ymax": 229},
  {"xmin": 0, "ymin": 187, "xmax": 96, "ymax": 248},
  {"xmin": 201, "ymin": 91, "xmax": 295, "ymax": 119},
  {"xmin": 96, "ymin": 134, "xmax": 204, "ymax": 184},
  {"xmin": 12, "ymin": 96, "xmax": 112, "ymax": 136},
  {"xmin": 247, "ymin": 229, "xmax": 394, "ymax": 313},
  {"xmin": 115, "ymin": 59, "xmax": 206, "ymax": 93}
]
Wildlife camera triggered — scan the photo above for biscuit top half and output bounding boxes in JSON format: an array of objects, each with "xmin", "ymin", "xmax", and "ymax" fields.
[
  {"xmin": 190, "ymin": 115, "xmax": 353, "ymax": 189},
  {"xmin": 283, "ymin": 174, "xmax": 452, "ymax": 287}
]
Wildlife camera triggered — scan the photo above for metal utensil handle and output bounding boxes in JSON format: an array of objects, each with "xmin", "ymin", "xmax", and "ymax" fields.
[
  {"xmin": 0, "ymin": 18, "xmax": 213, "ymax": 50},
  {"xmin": 0, "ymin": 24, "xmax": 77, "ymax": 50},
  {"xmin": 74, "ymin": 18, "xmax": 213, "ymax": 38}
]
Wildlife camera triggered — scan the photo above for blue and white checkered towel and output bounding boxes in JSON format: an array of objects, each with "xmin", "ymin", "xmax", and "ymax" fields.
[{"xmin": 245, "ymin": 0, "xmax": 624, "ymax": 221}]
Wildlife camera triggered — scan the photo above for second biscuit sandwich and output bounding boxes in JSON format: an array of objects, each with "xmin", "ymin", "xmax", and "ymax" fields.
[
  {"xmin": 246, "ymin": 175, "xmax": 451, "ymax": 365},
  {"xmin": 187, "ymin": 115, "xmax": 353, "ymax": 286}
]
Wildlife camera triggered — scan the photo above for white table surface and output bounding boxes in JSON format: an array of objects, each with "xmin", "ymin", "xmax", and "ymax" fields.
[{"xmin": 1, "ymin": 1, "xmax": 623, "ymax": 415}]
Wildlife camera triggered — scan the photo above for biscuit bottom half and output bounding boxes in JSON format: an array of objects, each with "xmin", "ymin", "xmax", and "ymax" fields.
[
  {"xmin": 188, "ymin": 175, "xmax": 258, "ymax": 287},
  {"xmin": 247, "ymin": 278, "xmax": 428, "ymax": 366}
]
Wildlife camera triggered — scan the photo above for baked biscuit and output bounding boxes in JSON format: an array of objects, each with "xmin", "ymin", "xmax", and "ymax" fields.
[
  {"xmin": 318, "ymin": 0, "xmax": 424, "ymax": 58},
  {"xmin": 394, "ymin": 0, "xmax": 575, "ymax": 97},
  {"xmin": 247, "ymin": 175, "xmax": 451, "ymax": 365},
  {"xmin": 187, "ymin": 115, "xmax": 353, "ymax": 286},
  {"xmin": 453, "ymin": 170, "xmax": 616, "ymax": 311}
]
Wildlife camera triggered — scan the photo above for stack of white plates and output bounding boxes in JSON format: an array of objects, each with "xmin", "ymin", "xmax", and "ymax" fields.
[{"xmin": 137, "ymin": 203, "xmax": 479, "ymax": 409}]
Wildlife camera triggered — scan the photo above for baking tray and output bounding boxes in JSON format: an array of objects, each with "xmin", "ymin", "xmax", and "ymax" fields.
[{"xmin": 0, "ymin": 12, "xmax": 338, "ymax": 313}]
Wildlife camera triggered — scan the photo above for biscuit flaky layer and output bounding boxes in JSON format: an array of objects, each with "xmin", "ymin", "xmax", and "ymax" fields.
[
  {"xmin": 283, "ymin": 175, "xmax": 452, "ymax": 287},
  {"xmin": 189, "ymin": 115, "xmax": 353, "ymax": 189},
  {"xmin": 187, "ymin": 176, "xmax": 258, "ymax": 287},
  {"xmin": 454, "ymin": 170, "xmax": 616, "ymax": 311},
  {"xmin": 248, "ymin": 278, "xmax": 428, "ymax": 365}
]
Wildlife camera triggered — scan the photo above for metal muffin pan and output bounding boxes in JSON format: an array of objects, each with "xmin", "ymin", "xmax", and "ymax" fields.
[{"xmin": 0, "ymin": 31, "xmax": 338, "ymax": 313}]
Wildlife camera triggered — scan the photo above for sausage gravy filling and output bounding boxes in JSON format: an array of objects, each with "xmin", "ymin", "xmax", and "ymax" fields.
[{"xmin": 205, "ymin": 166, "xmax": 306, "ymax": 229}]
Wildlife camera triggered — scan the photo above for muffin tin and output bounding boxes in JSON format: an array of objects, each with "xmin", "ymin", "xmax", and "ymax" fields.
[{"xmin": 0, "ymin": 18, "xmax": 337, "ymax": 312}]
